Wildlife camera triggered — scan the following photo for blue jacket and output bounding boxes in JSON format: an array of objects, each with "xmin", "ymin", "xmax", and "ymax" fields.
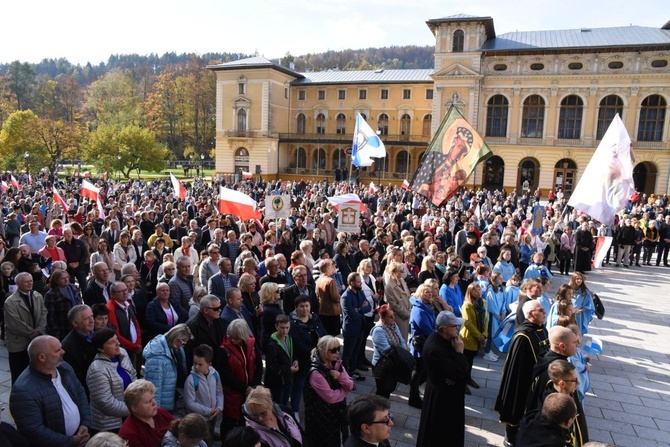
[
  {"xmin": 440, "ymin": 284, "xmax": 464, "ymax": 317},
  {"xmin": 220, "ymin": 305, "xmax": 256, "ymax": 337},
  {"xmin": 144, "ymin": 298, "xmax": 188, "ymax": 340},
  {"xmin": 409, "ymin": 297, "xmax": 436, "ymax": 357},
  {"xmin": 143, "ymin": 334, "xmax": 187, "ymax": 411},
  {"xmin": 10, "ymin": 362, "xmax": 91, "ymax": 447},
  {"xmin": 371, "ymin": 322, "xmax": 407, "ymax": 365},
  {"xmin": 340, "ymin": 287, "xmax": 368, "ymax": 337}
]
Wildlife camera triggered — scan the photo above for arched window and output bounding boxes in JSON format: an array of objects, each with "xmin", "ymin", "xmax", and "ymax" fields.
[
  {"xmin": 313, "ymin": 148, "xmax": 326, "ymax": 169},
  {"xmin": 558, "ymin": 95, "xmax": 583, "ymax": 139},
  {"xmin": 378, "ymin": 113, "xmax": 389, "ymax": 135},
  {"xmin": 486, "ymin": 95, "xmax": 509, "ymax": 137},
  {"xmin": 400, "ymin": 114, "xmax": 411, "ymax": 138},
  {"xmin": 336, "ymin": 113, "xmax": 346, "ymax": 134},
  {"xmin": 396, "ymin": 150, "xmax": 409, "ymax": 173},
  {"xmin": 296, "ymin": 113, "xmax": 306, "ymax": 134},
  {"xmin": 316, "ymin": 113, "xmax": 326, "ymax": 134},
  {"xmin": 333, "ymin": 149, "xmax": 347, "ymax": 169},
  {"xmin": 597, "ymin": 95, "xmax": 624, "ymax": 140},
  {"xmin": 521, "ymin": 95, "xmax": 545, "ymax": 138},
  {"xmin": 422, "ymin": 115, "xmax": 432, "ymax": 136},
  {"xmin": 638, "ymin": 95, "xmax": 666, "ymax": 142},
  {"xmin": 236, "ymin": 109, "xmax": 247, "ymax": 131},
  {"xmin": 483, "ymin": 156, "xmax": 505, "ymax": 190},
  {"xmin": 553, "ymin": 159, "xmax": 577, "ymax": 197},
  {"xmin": 296, "ymin": 147, "xmax": 307, "ymax": 169},
  {"xmin": 453, "ymin": 30, "xmax": 464, "ymax": 52}
]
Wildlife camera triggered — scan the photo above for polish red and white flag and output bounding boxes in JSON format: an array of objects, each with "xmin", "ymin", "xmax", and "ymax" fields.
[
  {"xmin": 81, "ymin": 179, "xmax": 99, "ymax": 200},
  {"xmin": 10, "ymin": 175, "xmax": 21, "ymax": 191},
  {"xmin": 170, "ymin": 173, "xmax": 187, "ymax": 200},
  {"xmin": 53, "ymin": 187, "xmax": 69, "ymax": 213},
  {"xmin": 368, "ymin": 182, "xmax": 378, "ymax": 194},
  {"xmin": 402, "ymin": 179, "xmax": 410, "ymax": 190},
  {"xmin": 218, "ymin": 186, "xmax": 261, "ymax": 220},
  {"xmin": 242, "ymin": 171, "xmax": 253, "ymax": 179}
]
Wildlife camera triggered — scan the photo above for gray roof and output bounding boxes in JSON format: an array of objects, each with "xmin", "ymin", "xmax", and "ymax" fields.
[
  {"xmin": 291, "ymin": 69, "xmax": 434, "ymax": 85},
  {"xmin": 482, "ymin": 26, "xmax": 670, "ymax": 52},
  {"xmin": 427, "ymin": 13, "xmax": 491, "ymax": 22},
  {"xmin": 207, "ymin": 56, "xmax": 302, "ymax": 77}
]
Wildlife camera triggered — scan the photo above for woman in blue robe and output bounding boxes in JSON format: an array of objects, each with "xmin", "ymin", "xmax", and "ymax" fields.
[
  {"xmin": 569, "ymin": 272, "xmax": 596, "ymax": 336},
  {"xmin": 484, "ymin": 272, "xmax": 506, "ymax": 361},
  {"xmin": 546, "ymin": 285, "xmax": 576, "ymax": 329}
]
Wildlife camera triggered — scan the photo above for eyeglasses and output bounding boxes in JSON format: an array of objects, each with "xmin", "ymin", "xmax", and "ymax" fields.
[
  {"xmin": 369, "ymin": 413, "xmax": 394, "ymax": 426},
  {"xmin": 210, "ymin": 251, "xmax": 220, "ymax": 255},
  {"xmin": 251, "ymin": 410, "xmax": 270, "ymax": 420},
  {"xmin": 113, "ymin": 289, "xmax": 129, "ymax": 294},
  {"xmin": 328, "ymin": 346, "xmax": 341, "ymax": 354},
  {"xmin": 531, "ymin": 308, "xmax": 546, "ymax": 313},
  {"xmin": 206, "ymin": 306, "xmax": 223, "ymax": 312},
  {"xmin": 564, "ymin": 379, "xmax": 580, "ymax": 384}
]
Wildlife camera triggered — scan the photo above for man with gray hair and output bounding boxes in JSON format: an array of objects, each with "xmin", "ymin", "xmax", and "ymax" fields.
[
  {"xmin": 61, "ymin": 304, "xmax": 96, "ymax": 393},
  {"xmin": 169, "ymin": 256, "xmax": 196, "ymax": 309},
  {"xmin": 495, "ymin": 299, "xmax": 549, "ymax": 447},
  {"xmin": 185, "ymin": 294, "xmax": 226, "ymax": 369},
  {"xmin": 5, "ymin": 271, "xmax": 48, "ymax": 383},
  {"xmin": 10, "ymin": 335, "xmax": 91, "ymax": 447}
]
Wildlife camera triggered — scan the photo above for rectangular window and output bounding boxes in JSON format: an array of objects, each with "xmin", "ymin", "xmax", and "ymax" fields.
[
  {"xmin": 426, "ymin": 89, "xmax": 433, "ymax": 99},
  {"xmin": 238, "ymin": 83, "xmax": 246, "ymax": 95},
  {"xmin": 284, "ymin": 88, "xmax": 288, "ymax": 99},
  {"xmin": 380, "ymin": 89, "xmax": 389, "ymax": 100},
  {"xmin": 403, "ymin": 89, "xmax": 411, "ymax": 100},
  {"xmin": 298, "ymin": 90, "xmax": 306, "ymax": 101},
  {"xmin": 338, "ymin": 90, "xmax": 346, "ymax": 100},
  {"xmin": 318, "ymin": 90, "xmax": 325, "ymax": 101},
  {"xmin": 359, "ymin": 90, "xmax": 367, "ymax": 100}
]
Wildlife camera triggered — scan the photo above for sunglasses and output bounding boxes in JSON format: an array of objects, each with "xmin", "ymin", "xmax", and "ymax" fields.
[
  {"xmin": 328, "ymin": 346, "xmax": 341, "ymax": 354},
  {"xmin": 207, "ymin": 306, "xmax": 223, "ymax": 312}
]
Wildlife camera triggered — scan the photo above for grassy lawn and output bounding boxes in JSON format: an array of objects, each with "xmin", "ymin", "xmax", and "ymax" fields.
[{"xmin": 59, "ymin": 166, "xmax": 218, "ymax": 181}]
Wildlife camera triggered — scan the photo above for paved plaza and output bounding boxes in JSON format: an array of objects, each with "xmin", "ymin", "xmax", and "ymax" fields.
[{"xmin": 1, "ymin": 265, "xmax": 669, "ymax": 446}]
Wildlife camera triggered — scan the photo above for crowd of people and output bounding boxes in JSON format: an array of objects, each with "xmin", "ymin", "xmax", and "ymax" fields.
[{"xmin": 1, "ymin": 171, "xmax": 665, "ymax": 447}]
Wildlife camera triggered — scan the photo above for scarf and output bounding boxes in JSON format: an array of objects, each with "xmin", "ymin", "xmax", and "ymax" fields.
[
  {"xmin": 473, "ymin": 298, "xmax": 486, "ymax": 333},
  {"xmin": 380, "ymin": 322, "xmax": 401, "ymax": 347}
]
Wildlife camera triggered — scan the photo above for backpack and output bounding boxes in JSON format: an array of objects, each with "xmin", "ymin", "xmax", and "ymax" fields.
[{"xmin": 190, "ymin": 370, "xmax": 219, "ymax": 391}]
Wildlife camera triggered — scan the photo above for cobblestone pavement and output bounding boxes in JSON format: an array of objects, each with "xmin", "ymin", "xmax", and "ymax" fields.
[{"xmin": 1, "ymin": 264, "xmax": 669, "ymax": 446}]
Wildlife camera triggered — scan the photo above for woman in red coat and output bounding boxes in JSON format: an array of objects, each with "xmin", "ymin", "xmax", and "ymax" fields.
[{"xmin": 215, "ymin": 319, "xmax": 262, "ymax": 437}]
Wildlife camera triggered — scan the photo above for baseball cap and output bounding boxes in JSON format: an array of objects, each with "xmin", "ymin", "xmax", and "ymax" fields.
[{"xmin": 435, "ymin": 311, "xmax": 465, "ymax": 328}]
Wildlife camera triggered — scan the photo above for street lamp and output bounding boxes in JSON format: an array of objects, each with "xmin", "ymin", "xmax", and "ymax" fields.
[
  {"xmin": 200, "ymin": 154, "xmax": 205, "ymax": 178},
  {"xmin": 117, "ymin": 155, "xmax": 121, "ymax": 182},
  {"xmin": 24, "ymin": 152, "xmax": 29, "ymax": 177}
]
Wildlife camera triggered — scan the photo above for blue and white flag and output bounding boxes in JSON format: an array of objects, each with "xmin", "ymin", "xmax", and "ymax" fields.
[
  {"xmin": 352, "ymin": 112, "xmax": 386, "ymax": 167},
  {"xmin": 582, "ymin": 336, "xmax": 604, "ymax": 356}
]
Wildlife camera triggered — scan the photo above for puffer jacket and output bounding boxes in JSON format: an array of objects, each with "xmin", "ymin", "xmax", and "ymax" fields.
[
  {"xmin": 216, "ymin": 335, "xmax": 258, "ymax": 421},
  {"xmin": 9, "ymin": 362, "xmax": 91, "ymax": 447},
  {"xmin": 143, "ymin": 335, "xmax": 187, "ymax": 411},
  {"xmin": 243, "ymin": 403, "xmax": 304, "ymax": 447},
  {"xmin": 86, "ymin": 349, "xmax": 137, "ymax": 431}
]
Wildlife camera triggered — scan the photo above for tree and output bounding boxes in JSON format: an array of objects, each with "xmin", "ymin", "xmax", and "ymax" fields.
[
  {"xmin": 84, "ymin": 69, "xmax": 142, "ymax": 129},
  {"xmin": 4, "ymin": 61, "xmax": 36, "ymax": 111},
  {"xmin": 0, "ymin": 109, "xmax": 81, "ymax": 175},
  {"xmin": 84, "ymin": 124, "xmax": 167, "ymax": 178}
]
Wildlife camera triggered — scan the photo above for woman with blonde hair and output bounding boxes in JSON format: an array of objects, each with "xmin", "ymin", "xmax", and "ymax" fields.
[
  {"xmin": 460, "ymin": 283, "xmax": 488, "ymax": 394},
  {"xmin": 300, "ymin": 239, "xmax": 315, "ymax": 272},
  {"xmin": 383, "ymin": 261, "xmax": 411, "ymax": 341},
  {"xmin": 113, "ymin": 231, "xmax": 137, "ymax": 280},
  {"xmin": 118, "ymin": 379, "xmax": 174, "ymax": 447},
  {"xmin": 243, "ymin": 386, "xmax": 303, "ymax": 447},
  {"xmin": 418, "ymin": 255, "xmax": 440, "ymax": 284},
  {"xmin": 259, "ymin": 282, "xmax": 284, "ymax": 349}
]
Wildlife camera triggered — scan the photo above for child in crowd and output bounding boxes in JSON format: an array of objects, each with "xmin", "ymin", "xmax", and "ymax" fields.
[
  {"xmin": 264, "ymin": 314, "xmax": 299, "ymax": 406},
  {"xmin": 184, "ymin": 344, "xmax": 224, "ymax": 437}
]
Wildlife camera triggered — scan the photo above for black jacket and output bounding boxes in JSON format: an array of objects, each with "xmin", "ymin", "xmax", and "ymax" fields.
[{"xmin": 516, "ymin": 410, "xmax": 574, "ymax": 447}]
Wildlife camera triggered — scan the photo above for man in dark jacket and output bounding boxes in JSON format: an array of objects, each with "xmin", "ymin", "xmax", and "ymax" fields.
[
  {"xmin": 57, "ymin": 227, "xmax": 90, "ymax": 293},
  {"xmin": 10, "ymin": 335, "xmax": 91, "ymax": 447},
  {"xmin": 340, "ymin": 272, "xmax": 370, "ymax": 380},
  {"xmin": 516, "ymin": 393, "xmax": 577, "ymax": 447},
  {"xmin": 345, "ymin": 395, "xmax": 393, "ymax": 447},
  {"xmin": 495, "ymin": 300, "xmax": 549, "ymax": 447},
  {"xmin": 61, "ymin": 305, "xmax": 96, "ymax": 394},
  {"xmin": 281, "ymin": 265, "xmax": 319, "ymax": 315},
  {"xmin": 185, "ymin": 295, "xmax": 226, "ymax": 370}
]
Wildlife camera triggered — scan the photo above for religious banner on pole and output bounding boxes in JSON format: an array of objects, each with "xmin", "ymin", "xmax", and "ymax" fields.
[
  {"xmin": 531, "ymin": 205, "xmax": 545, "ymax": 235},
  {"xmin": 265, "ymin": 195, "xmax": 292, "ymax": 219},
  {"xmin": 337, "ymin": 202, "xmax": 360, "ymax": 233}
]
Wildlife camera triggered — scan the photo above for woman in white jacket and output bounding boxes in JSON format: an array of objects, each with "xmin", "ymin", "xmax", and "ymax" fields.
[{"xmin": 86, "ymin": 328, "xmax": 137, "ymax": 433}]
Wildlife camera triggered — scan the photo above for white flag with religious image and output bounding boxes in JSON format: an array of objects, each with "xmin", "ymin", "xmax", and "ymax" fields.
[{"xmin": 568, "ymin": 114, "xmax": 635, "ymax": 225}]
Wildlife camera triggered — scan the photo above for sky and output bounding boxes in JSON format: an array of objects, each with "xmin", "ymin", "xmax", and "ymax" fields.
[{"xmin": 3, "ymin": 0, "xmax": 669, "ymax": 66}]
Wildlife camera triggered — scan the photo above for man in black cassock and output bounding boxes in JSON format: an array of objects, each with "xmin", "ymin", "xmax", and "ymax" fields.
[
  {"xmin": 525, "ymin": 326, "xmax": 588, "ymax": 446},
  {"xmin": 495, "ymin": 300, "xmax": 549, "ymax": 447},
  {"xmin": 573, "ymin": 221, "xmax": 593, "ymax": 273},
  {"xmin": 416, "ymin": 311, "xmax": 469, "ymax": 447}
]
